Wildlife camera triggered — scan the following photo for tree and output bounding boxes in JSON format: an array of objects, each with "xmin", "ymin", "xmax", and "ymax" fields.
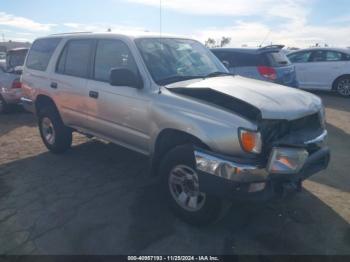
[
  {"xmin": 205, "ymin": 38, "xmax": 216, "ymax": 48},
  {"xmin": 220, "ymin": 37, "xmax": 231, "ymax": 47}
]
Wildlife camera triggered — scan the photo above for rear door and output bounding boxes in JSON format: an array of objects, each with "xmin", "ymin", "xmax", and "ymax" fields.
[{"xmin": 52, "ymin": 39, "xmax": 95, "ymax": 129}]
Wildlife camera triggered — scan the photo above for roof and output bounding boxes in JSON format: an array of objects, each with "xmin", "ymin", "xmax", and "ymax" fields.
[
  {"xmin": 43, "ymin": 31, "xmax": 188, "ymax": 40},
  {"xmin": 211, "ymin": 45, "xmax": 285, "ymax": 54},
  {"xmin": 289, "ymin": 47, "xmax": 350, "ymax": 55},
  {"xmin": 7, "ymin": 47, "xmax": 29, "ymax": 52}
]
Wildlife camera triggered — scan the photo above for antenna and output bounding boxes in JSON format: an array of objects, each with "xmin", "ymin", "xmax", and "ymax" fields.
[
  {"xmin": 259, "ymin": 30, "xmax": 270, "ymax": 48},
  {"xmin": 159, "ymin": 0, "xmax": 162, "ymax": 40}
]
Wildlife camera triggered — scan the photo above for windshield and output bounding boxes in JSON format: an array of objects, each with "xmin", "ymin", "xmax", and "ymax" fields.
[{"xmin": 135, "ymin": 38, "xmax": 228, "ymax": 85}]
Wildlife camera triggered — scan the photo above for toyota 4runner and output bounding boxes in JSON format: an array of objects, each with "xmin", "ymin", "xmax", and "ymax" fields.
[{"xmin": 21, "ymin": 33, "xmax": 330, "ymax": 225}]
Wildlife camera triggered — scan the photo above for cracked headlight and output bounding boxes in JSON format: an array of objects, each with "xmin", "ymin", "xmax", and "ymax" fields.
[{"xmin": 267, "ymin": 147, "xmax": 309, "ymax": 174}]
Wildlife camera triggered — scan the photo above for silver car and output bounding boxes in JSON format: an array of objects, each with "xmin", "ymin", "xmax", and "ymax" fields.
[
  {"xmin": 0, "ymin": 48, "xmax": 28, "ymax": 113},
  {"xmin": 21, "ymin": 33, "xmax": 330, "ymax": 225}
]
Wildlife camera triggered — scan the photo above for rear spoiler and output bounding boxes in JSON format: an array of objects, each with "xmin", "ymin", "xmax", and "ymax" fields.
[{"xmin": 258, "ymin": 45, "xmax": 285, "ymax": 52}]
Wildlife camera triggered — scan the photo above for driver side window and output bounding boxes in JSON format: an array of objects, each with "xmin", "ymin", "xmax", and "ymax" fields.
[{"xmin": 94, "ymin": 39, "xmax": 138, "ymax": 82}]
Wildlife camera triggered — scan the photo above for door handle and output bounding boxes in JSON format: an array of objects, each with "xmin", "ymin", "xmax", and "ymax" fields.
[
  {"xmin": 50, "ymin": 82, "xmax": 58, "ymax": 89},
  {"xmin": 89, "ymin": 91, "xmax": 99, "ymax": 99}
]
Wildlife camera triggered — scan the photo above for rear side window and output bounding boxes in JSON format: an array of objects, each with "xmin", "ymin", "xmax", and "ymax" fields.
[
  {"xmin": 310, "ymin": 50, "xmax": 327, "ymax": 62},
  {"xmin": 288, "ymin": 51, "xmax": 312, "ymax": 63},
  {"xmin": 213, "ymin": 51, "xmax": 267, "ymax": 67},
  {"xmin": 232, "ymin": 52, "xmax": 266, "ymax": 67},
  {"xmin": 94, "ymin": 39, "xmax": 138, "ymax": 82},
  {"xmin": 265, "ymin": 51, "xmax": 291, "ymax": 67},
  {"xmin": 345, "ymin": 53, "xmax": 350, "ymax": 61},
  {"xmin": 26, "ymin": 38, "xmax": 61, "ymax": 71},
  {"xmin": 56, "ymin": 39, "xmax": 94, "ymax": 78}
]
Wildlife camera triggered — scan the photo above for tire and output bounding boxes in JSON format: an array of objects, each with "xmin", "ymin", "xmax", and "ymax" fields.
[
  {"xmin": 0, "ymin": 95, "xmax": 9, "ymax": 114},
  {"xmin": 334, "ymin": 76, "xmax": 350, "ymax": 97},
  {"xmin": 159, "ymin": 144, "xmax": 225, "ymax": 226},
  {"xmin": 38, "ymin": 107, "xmax": 72, "ymax": 154}
]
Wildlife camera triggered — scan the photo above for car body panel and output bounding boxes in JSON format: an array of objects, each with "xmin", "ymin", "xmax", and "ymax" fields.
[
  {"xmin": 0, "ymin": 48, "xmax": 28, "ymax": 105},
  {"xmin": 287, "ymin": 47, "xmax": 350, "ymax": 90},
  {"xmin": 167, "ymin": 75, "xmax": 321, "ymax": 120}
]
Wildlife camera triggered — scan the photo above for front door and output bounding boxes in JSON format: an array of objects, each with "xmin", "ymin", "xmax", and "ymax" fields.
[{"xmin": 86, "ymin": 39, "xmax": 151, "ymax": 155}]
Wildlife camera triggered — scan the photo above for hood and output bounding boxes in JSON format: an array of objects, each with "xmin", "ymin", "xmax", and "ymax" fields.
[{"xmin": 167, "ymin": 75, "xmax": 322, "ymax": 121}]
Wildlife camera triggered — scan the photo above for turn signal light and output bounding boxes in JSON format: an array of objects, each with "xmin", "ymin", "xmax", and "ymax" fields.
[{"xmin": 239, "ymin": 129, "xmax": 262, "ymax": 154}]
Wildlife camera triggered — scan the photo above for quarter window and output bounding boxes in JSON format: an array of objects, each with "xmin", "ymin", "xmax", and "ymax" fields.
[
  {"xmin": 94, "ymin": 39, "xmax": 137, "ymax": 82},
  {"xmin": 26, "ymin": 38, "xmax": 62, "ymax": 71},
  {"xmin": 56, "ymin": 39, "xmax": 94, "ymax": 78}
]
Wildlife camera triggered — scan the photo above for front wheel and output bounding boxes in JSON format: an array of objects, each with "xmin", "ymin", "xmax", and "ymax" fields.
[
  {"xmin": 38, "ymin": 107, "xmax": 72, "ymax": 154},
  {"xmin": 159, "ymin": 145, "xmax": 226, "ymax": 226},
  {"xmin": 334, "ymin": 76, "xmax": 350, "ymax": 97}
]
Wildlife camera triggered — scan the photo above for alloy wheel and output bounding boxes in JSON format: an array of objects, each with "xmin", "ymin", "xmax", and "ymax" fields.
[
  {"xmin": 41, "ymin": 117, "xmax": 56, "ymax": 145},
  {"xmin": 168, "ymin": 165, "xmax": 206, "ymax": 212}
]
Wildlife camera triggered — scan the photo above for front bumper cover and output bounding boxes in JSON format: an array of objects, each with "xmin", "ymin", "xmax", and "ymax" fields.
[{"xmin": 195, "ymin": 146, "xmax": 330, "ymax": 201}]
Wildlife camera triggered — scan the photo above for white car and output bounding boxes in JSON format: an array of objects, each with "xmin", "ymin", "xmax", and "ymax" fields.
[{"xmin": 287, "ymin": 48, "xmax": 350, "ymax": 97}]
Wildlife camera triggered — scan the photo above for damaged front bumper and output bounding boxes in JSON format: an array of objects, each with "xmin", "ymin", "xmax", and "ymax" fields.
[{"xmin": 194, "ymin": 140, "xmax": 330, "ymax": 201}]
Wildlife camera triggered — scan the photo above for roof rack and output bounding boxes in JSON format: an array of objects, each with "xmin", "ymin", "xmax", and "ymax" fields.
[
  {"xmin": 50, "ymin": 32, "xmax": 93, "ymax": 36},
  {"xmin": 259, "ymin": 44, "xmax": 285, "ymax": 50}
]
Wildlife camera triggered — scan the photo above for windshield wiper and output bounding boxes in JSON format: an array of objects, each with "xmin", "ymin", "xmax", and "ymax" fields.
[
  {"xmin": 204, "ymin": 71, "xmax": 232, "ymax": 78},
  {"xmin": 158, "ymin": 75, "xmax": 203, "ymax": 85}
]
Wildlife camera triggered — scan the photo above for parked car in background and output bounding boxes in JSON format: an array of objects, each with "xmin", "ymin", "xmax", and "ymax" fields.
[
  {"xmin": 211, "ymin": 45, "xmax": 299, "ymax": 88},
  {"xmin": 287, "ymin": 48, "xmax": 350, "ymax": 97},
  {"xmin": 0, "ymin": 48, "xmax": 28, "ymax": 113},
  {"xmin": 21, "ymin": 33, "xmax": 329, "ymax": 225},
  {"xmin": 0, "ymin": 52, "xmax": 6, "ymax": 69}
]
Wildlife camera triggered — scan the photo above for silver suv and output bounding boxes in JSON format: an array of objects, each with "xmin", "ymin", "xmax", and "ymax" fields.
[{"xmin": 21, "ymin": 33, "xmax": 330, "ymax": 225}]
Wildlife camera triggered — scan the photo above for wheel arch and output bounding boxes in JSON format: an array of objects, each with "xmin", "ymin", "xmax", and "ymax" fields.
[
  {"xmin": 35, "ymin": 95, "xmax": 59, "ymax": 115},
  {"xmin": 151, "ymin": 128, "xmax": 211, "ymax": 176},
  {"xmin": 332, "ymin": 74, "xmax": 350, "ymax": 90}
]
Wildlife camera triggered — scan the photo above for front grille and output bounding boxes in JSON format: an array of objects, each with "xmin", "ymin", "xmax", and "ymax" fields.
[
  {"xmin": 289, "ymin": 113, "xmax": 321, "ymax": 132},
  {"xmin": 259, "ymin": 113, "xmax": 322, "ymax": 153}
]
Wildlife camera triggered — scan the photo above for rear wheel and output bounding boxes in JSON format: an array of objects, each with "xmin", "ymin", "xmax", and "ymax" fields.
[
  {"xmin": 160, "ymin": 144, "xmax": 226, "ymax": 226},
  {"xmin": 38, "ymin": 107, "xmax": 72, "ymax": 154},
  {"xmin": 334, "ymin": 76, "xmax": 350, "ymax": 97}
]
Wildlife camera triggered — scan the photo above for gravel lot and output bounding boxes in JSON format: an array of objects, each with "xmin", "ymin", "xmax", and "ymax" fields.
[{"xmin": 0, "ymin": 92, "xmax": 349, "ymax": 255}]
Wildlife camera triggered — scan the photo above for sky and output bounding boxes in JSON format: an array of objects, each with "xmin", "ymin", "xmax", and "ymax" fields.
[{"xmin": 0, "ymin": 0, "xmax": 350, "ymax": 48}]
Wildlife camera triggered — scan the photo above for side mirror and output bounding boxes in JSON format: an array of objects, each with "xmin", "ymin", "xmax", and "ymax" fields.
[
  {"xmin": 109, "ymin": 68, "xmax": 143, "ymax": 89},
  {"xmin": 222, "ymin": 60, "xmax": 230, "ymax": 69}
]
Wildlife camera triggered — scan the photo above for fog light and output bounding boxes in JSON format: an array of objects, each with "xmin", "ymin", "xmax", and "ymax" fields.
[
  {"xmin": 248, "ymin": 182, "xmax": 266, "ymax": 193},
  {"xmin": 267, "ymin": 148, "xmax": 309, "ymax": 174}
]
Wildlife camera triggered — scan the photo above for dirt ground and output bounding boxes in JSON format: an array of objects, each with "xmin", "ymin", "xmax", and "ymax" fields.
[{"xmin": 0, "ymin": 92, "xmax": 349, "ymax": 255}]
